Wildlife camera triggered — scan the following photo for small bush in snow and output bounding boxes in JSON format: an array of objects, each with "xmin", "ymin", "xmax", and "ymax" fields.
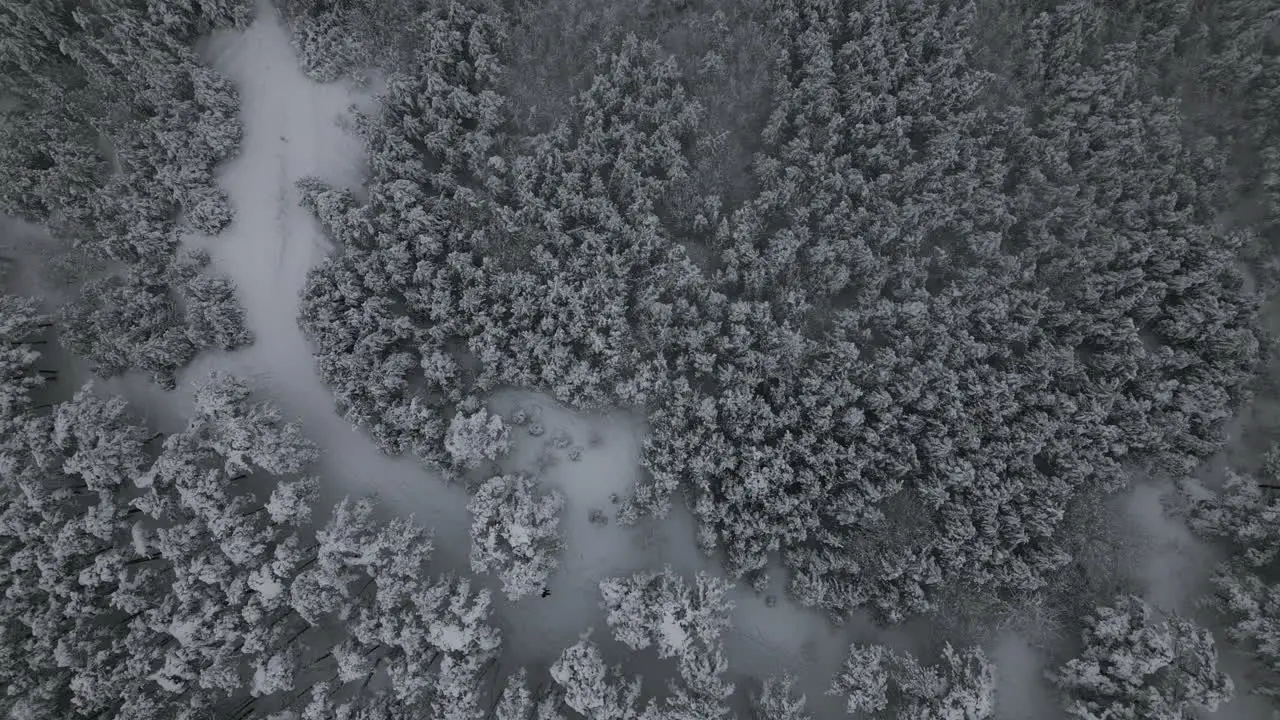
[{"xmin": 551, "ymin": 428, "xmax": 572, "ymax": 449}]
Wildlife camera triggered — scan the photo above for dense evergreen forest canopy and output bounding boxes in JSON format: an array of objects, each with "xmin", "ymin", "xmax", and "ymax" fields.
[
  {"xmin": 4, "ymin": 0, "xmax": 1280, "ymax": 717},
  {"xmin": 293, "ymin": 0, "xmax": 1267, "ymax": 618}
]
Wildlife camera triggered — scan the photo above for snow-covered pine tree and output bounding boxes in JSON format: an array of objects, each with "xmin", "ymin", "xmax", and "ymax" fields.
[
  {"xmin": 468, "ymin": 473, "xmax": 564, "ymax": 600},
  {"xmin": 186, "ymin": 371, "xmax": 319, "ymax": 478},
  {"xmin": 495, "ymin": 668, "xmax": 536, "ymax": 720},
  {"xmin": 0, "ymin": 293, "xmax": 51, "ymax": 429},
  {"xmin": 0, "ymin": 370, "xmax": 506, "ymax": 719},
  {"xmin": 288, "ymin": 496, "xmax": 503, "ymax": 719},
  {"xmin": 1, "ymin": 380, "xmax": 195, "ymax": 717},
  {"xmin": 664, "ymin": 638, "xmax": 734, "ymax": 720},
  {"xmin": 168, "ymin": 249, "xmax": 254, "ymax": 353},
  {"xmin": 549, "ymin": 633, "xmax": 648, "ymax": 720},
  {"xmin": 1, "ymin": 0, "xmax": 252, "ymax": 387},
  {"xmin": 60, "ymin": 271, "xmax": 197, "ymax": 389},
  {"xmin": 1184, "ymin": 469, "xmax": 1280, "ymax": 701},
  {"xmin": 599, "ymin": 567, "xmax": 734, "ymax": 660},
  {"xmin": 44, "ymin": 384, "xmax": 153, "ymax": 494},
  {"xmin": 749, "ymin": 674, "xmax": 811, "ymax": 720},
  {"xmin": 598, "ymin": 566, "xmax": 736, "ymax": 718},
  {"xmin": 295, "ymin": 0, "xmax": 508, "ymax": 464},
  {"xmin": 1047, "ymin": 595, "xmax": 1232, "ymax": 719},
  {"xmin": 447, "ymin": 408, "xmax": 513, "ymax": 472},
  {"xmin": 830, "ymin": 641, "xmax": 996, "ymax": 719}
]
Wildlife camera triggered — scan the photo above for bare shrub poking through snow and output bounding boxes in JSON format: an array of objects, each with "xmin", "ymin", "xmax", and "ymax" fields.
[
  {"xmin": 551, "ymin": 428, "xmax": 572, "ymax": 449},
  {"xmin": 445, "ymin": 407, "xmax": 512, "ymax": 471},
  {"xmin": 468, "ymin": 473, "xmax": 565, "ymax": 600}
]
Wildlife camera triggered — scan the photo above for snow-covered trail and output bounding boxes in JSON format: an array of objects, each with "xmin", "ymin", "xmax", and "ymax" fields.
[
  {"xmin": 101, "ymin": 1, "xmax": 473, "ymax": 568},
  {"xmin": 197, "ymin": 2, "xmax": 473, "ymax": 552}
]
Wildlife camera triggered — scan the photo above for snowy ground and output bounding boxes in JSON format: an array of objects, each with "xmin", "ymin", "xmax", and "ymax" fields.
[
  {"xmin": 991, "ymin": 632, "xmax": 1058, "ymax": 720},
  {"xmin": 18, "ymin": 2, "xmax": 1271, "ymax": 716}
]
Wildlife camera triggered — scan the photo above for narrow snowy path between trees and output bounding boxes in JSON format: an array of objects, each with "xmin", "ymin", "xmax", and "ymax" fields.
[
  {"xmin": 102, "ymin": 0, "xmax": 474, "ymax": 570},
  {"xmin": 196, "ymin": 1, "xmax": 479, "ymax": 549}
]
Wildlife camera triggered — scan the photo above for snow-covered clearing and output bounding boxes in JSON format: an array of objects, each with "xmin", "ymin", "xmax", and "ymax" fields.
[{"xmin": 1122, "ymin": 481, "xmax": 1213, "ymax": 616}]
